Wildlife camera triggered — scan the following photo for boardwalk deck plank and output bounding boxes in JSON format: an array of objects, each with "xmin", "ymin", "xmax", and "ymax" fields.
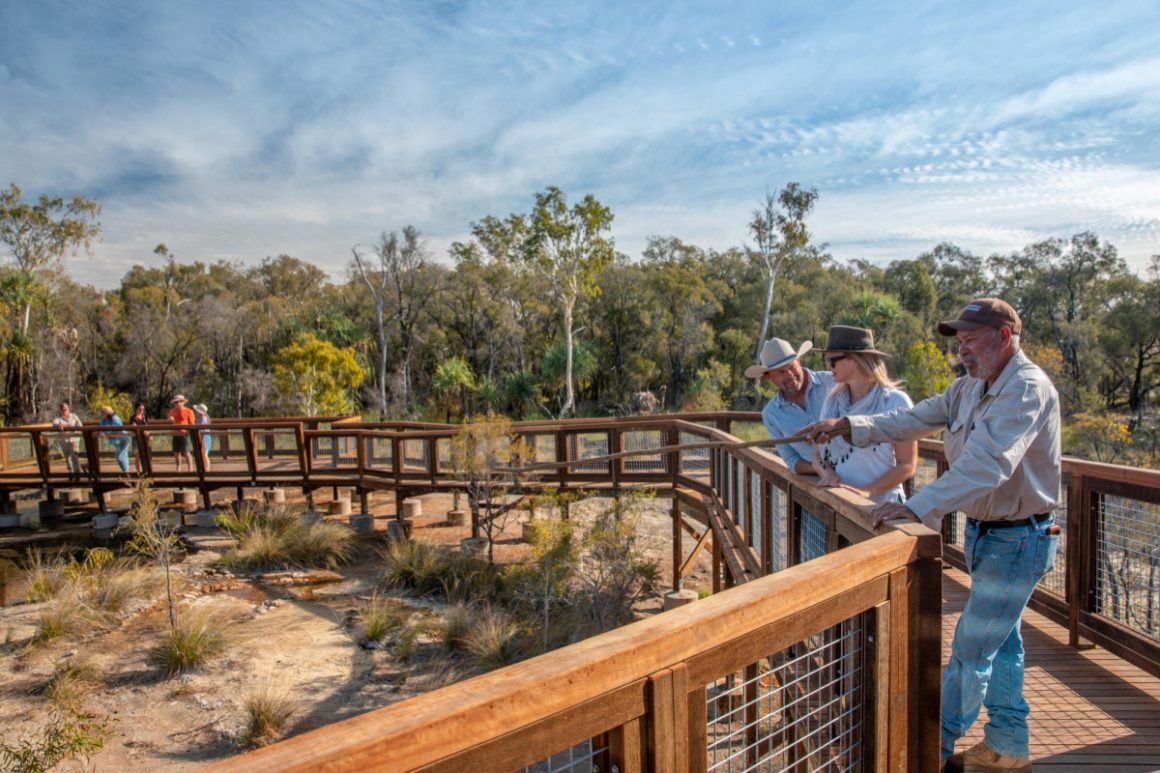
[{"xmin": 943, "ymin": 566, "xmax": 1160, "ymax": 771}]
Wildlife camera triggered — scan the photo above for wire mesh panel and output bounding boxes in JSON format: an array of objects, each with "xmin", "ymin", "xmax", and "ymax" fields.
[
  {"xmin": 750, "ymin": 469, "xmax": 762, "ymax": 552},
  {"xmin": 735, "ymin": 458, "xmax": 747, "ymax": 535},
  {"xmin": 366, "ymin": 435, "xmax": 393, "ymax": 469},
  {"xmin": 1038, "ymin": 503, "xmax": 1067, "ymax": 597},
  {"xmin": 309, "ymin": 434, "xmax": 359, "ymax": 471},
  {"xmin": 402, "ymin": 438, "xmax": 428, "ymax": 471},
  {"xmin": 770, "ymin": 487, "xmax": 788, "ymax": 573},
  {"xmin": 250, "ymin": 429, "xmax": 301, "ymax": 473},
  {"xmin": 799, "ymin": 509, "xmax": 827, "ymax": 563},
  {"xmin": 515, "ymin": 737, "xmax": 609, "ymax": 772},
  {"xmin": 1094, "ymin": 493, "xmax": 1160, "ymax": 641},
  {"xmin": 569, "ymin": 432, "xmax": 611, "ymax": 473},
  {"xmin": 623, "ymin": 429, "xmax": 666, "ymax": 473},
  {"xmin": 680, "ymin": 431, "xmax": 711, "ymax": 473},
  {"xmin": 705, "ymin": 612, "xmax": 867, "ymax": 772},
  {"xmin": 0, "ymin": 432, "xmax": 37, "ymax": 474},
  {"xmin": 530, "ymin": 434, "xmax": 556, "ymax": 464}
]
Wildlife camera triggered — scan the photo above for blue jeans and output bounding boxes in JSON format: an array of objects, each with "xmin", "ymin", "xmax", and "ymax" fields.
[
  {"xmin": 110, "ymin": 437, "xmax": 130, "ymax": 472},
  {"xmin": 941, "ymin": 517, "xmax": 1059, "ymax": 761}
]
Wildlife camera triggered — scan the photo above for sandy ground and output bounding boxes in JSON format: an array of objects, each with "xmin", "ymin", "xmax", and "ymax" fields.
[{"xmin": 0, "ymin": 489, "xmax": 713, "ymax": 770}]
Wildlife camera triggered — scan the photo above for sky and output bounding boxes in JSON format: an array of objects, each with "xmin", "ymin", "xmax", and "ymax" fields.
[{"xmin": 2, "ymin": 0, "xmax": 1159, "ymax": 288}]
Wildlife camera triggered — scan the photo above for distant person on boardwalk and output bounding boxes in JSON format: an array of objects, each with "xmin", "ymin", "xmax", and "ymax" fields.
[
  {"xmin": 811, "ymin": 326, "xmax": 916, "ymax": 505},
  {"xmin": 129, "ymin": 402, "xmax": 148, "ymax": 473},
  {"xmin": 745, "ymin": 337, "xmax": 834, "ymax": 474},
  {"xmin": 98, "ymin": 405, "xmax": 130, "ymax": 473},
  {"xmin": 193, "ymin": 403, "xmax": 212, "ymax": 471},
  {"xmin": 803, "ymin": 299, "xmax": 1061, "ymax": 773},
  {"xmin": 168, "ymin": 394, "xmax": 195, "ymax": 471},
  {"xmin": 51, "ymin": 401, "xmax": 84, "ymax": 476}
]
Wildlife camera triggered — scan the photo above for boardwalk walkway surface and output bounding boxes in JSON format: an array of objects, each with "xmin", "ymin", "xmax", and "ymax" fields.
[{"xmin": 943, "ymin": 567, "xmax": 1160, "ymax": 772}]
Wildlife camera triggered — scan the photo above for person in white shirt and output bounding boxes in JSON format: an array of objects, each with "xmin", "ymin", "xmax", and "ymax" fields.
[
  {"xmin": 803, "ymin": 298, "xmax": 1061, "ymax": 773},
  {"xmin": 811, "ymin": 326, "xmax": 916, "ymax": 505}
]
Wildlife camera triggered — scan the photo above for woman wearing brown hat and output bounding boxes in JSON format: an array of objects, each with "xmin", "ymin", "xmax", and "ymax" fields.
[{"xmin": 812, "ymin": 326, "xmax": 917, "ymax": 505}]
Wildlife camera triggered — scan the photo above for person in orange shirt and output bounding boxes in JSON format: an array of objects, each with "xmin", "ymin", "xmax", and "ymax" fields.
[{"xmin": 168, "ymin": 394, "xmax": 195, "ymax": 471}]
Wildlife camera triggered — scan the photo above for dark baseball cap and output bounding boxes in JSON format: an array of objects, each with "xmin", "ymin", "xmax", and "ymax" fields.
[{"xmin": 937, "ymin": 298, "xmax": 1022, "ymax": 337}]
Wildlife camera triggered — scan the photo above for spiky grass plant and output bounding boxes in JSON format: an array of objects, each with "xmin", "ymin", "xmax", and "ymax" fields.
[
  {"xmin": 359, "ymin": 593, "xmax": 400, "ymax": 645},
  {"xmin": 31, "ymin": 594, "xmax": 91, "ymax": 646},
  {"xmin": 239, "ymin": 682, "xmax": 296, "ymax": 749},
  {"xmin": 439, "ymin": 603, "xmax": 473, "ymax": 652},
  {"xmin": 463, "ymin": 606, "xmax": 524, "ymax": 670},
  {"xmin": 218, "ymin": 504, "xmax": 355, "ymax": 571},
  {"xmin": 21, "ymin": 548, "xmax": 69, "ymax": 602},
  {"xmin": 152, "ymin": 608, "xmax": 230, "ymax": 676},
  {"xmin": 34, "ymin": 659, "xmax": 101, "ymax": 709},
  {"xmin": 379, "ymin": 539, "xmax": 500, "ymax": 601}
]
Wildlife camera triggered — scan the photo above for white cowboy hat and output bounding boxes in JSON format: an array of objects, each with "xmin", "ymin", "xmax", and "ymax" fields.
[
  {"xmin": 744, "ymin": 338, "xmax": 813, "ymax": 379},
  {"xmin": 171, "ymin": 394, "xmax": 187, "ymax": 404}
]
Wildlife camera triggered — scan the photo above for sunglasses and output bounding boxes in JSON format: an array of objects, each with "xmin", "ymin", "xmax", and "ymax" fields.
[{"xmin": 827, "ymin": 355, "xmax": 848, "ymax": 368}]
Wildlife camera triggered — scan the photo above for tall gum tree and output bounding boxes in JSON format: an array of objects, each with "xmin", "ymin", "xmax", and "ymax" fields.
[
  {"xmin": 0, "ymin": 184, "xmax": 100, "ymax": 419},
  {"xmin": 748, "ymin": 183, "xmax": 818, "ymax": 368},
  {"xmin": 522, "ymin": 187, "xmax": 614, "ymax": 418}
]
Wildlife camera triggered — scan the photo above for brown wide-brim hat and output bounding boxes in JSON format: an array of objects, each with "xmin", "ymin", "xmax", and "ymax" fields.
[
  {"xmin": 937, "ymin": 298, "xmax": 1022, "ymax": 336},
  {"xmin": 171, "ymin": 394, "xmax": 187, "ymax": 404},
  {"xmin": 821, "ymin": 325, "xmax": 890, "ymax": 357}
]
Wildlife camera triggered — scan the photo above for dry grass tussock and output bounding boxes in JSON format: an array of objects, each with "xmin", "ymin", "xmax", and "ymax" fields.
[
  {"xmin": 152, "ymin": 607, "xmax": 231, "ymax": 676},
  {"xmin": 239, "ymin": 681, "xmax": 296, "ymax": 749},
  {"xmin": 217, "ymin": 502, "xmax": 356, "ymax": 571},
  {"xmin": 378, "ymin": 538, "xmax": 500, "ymax": 601}
]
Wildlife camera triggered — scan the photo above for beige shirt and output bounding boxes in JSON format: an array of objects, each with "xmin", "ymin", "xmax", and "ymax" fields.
[{"xmin": 847, "ymin": 350, "xmax": 1061, "ymax": 530}]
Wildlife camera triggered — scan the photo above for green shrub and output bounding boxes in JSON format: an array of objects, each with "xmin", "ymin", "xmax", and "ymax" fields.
[{"xmin": 0, "ymin": 704, "xmax": 109, "ymax": 773}]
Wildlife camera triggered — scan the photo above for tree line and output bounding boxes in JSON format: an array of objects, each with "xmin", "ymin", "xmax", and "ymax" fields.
[{"xmin": 2, "ymin": 182, "xmax": 1157, "ymax": 465}]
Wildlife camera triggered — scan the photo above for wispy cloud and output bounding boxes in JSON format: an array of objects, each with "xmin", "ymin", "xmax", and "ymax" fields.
[{"xmin": 1, "ymin": 0, "xmax": 1158, "ymax": 286}]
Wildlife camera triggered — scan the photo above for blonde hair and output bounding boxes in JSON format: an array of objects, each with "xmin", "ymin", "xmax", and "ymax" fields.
[{"xmin": 830, "ymin": 351, "xmax": 901, "ymax": 398}]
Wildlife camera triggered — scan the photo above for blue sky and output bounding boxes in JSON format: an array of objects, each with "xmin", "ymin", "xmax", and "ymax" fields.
[{"xmin": 2, "ymin": 0, "xmax": 1159, "ymax": 287}]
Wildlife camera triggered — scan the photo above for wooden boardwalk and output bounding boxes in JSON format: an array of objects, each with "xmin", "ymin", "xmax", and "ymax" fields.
[{"xmin": 943, "ymin": 567, "xmax": 1160, "ymax": 771}]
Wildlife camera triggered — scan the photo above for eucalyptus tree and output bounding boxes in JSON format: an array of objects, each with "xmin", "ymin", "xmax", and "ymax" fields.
[
  {"xmin": 351, "ymin": 226, "xmax": 432, "ymax": 417},
  {"xmin": 747, "ymin": 183, "xmax": 818, "ymax": 364},
  {"xmin": 642, "ymin": 236, "xmax": 720, "ymax": 406},
  {"xmin": 0, "ymin": 184, "xmax": 101, "ymax": 419},
  {"xmin": 521, "ymin": 188, "xmax": 614, "ymax": 418}
]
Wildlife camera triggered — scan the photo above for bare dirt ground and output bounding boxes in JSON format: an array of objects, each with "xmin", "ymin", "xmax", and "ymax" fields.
[{"xmin": 0, "ymin": 488, "xmax": 713, "ymax": 770}]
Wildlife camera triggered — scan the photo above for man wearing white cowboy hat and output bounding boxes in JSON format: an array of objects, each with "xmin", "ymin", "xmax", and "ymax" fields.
[{"xmin": 745, "ymin": 337, "xmax": 834, "ymax": 474}]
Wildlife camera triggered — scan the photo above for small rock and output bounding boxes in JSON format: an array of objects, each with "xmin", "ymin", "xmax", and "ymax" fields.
[{"xmin": 361, "ymin": 640, "xmax": 382, "ymax": 650}]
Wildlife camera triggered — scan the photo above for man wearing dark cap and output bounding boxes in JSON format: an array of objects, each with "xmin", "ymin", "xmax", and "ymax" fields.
[{"xmin": 803, "ymin": 298, "xmax": 1061, "ymax": 773}]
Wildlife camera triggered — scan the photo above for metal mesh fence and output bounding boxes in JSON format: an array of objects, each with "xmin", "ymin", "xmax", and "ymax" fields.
[
  {"xmin": 516, "ymin": 737, "xmax": 609, "ymax": 772},
  {"xmin": 750, "ymin": 469, "xmax": 762, "ymax": 552},
  {"xmin": 771, "ymin": 487, "xmax": 788, "ymax": 573},
  {"xmin": 569, "ymin": 433, "xmax": 610, "ymax": 473},
  {"xmin": 1038, "ymin": 503, "xmax": 1067, "ymax": 597},
  {"xmin": 367, "ymin": 436, "xmax": 392, "ymax": 468},
  {"xmin": 705, "ymin": 613, "xmax": 866, "ymax": 772},
  {"xmin": 1094, "ymin": 493, "xmax": 1160, "ymax": 641},
  {"xmin": 402, "ymin": 438, "xmax": 427, "ymax": 470},
  {"xmin": 623, "ymin": 429, "xmax": 666, "ymax": 473},
  {"xmin": 735, "ymin": 458, "xmax": 747, "ymax": 536},
  {"xmin": 799, "ymin": 509, "xmax": 827, "ymax": 563},
  {"xmin": 680, "ymin": 431, "xmax": 711, "ymax": 473}
]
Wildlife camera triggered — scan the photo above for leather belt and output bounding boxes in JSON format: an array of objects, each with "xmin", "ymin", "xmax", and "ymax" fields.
[{"xmin": 969, "ymin": 513, "xmax": 1052, "ymax": 533}]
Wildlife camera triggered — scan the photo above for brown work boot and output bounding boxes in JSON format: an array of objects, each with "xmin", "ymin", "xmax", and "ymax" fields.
[{"xmin": 944, "ymin": 741, "xmax": 1031, "ymax": 772}]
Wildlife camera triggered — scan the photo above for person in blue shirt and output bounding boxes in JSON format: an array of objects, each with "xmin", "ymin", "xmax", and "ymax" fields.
[
  {"xmin": 745, "ymin": 337, "xmax": 834, "ymax": 474},
  {"xmin": 98, "ymin": 405, "xmax": 131, "ymax": 473}
]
